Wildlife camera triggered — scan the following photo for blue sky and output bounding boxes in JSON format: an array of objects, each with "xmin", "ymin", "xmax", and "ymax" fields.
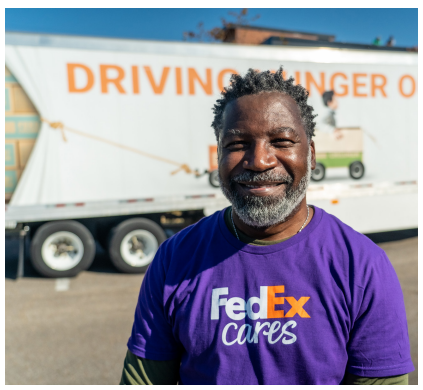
[{"xmin": 5, "ymin": 8, "xmax": 418, "ymax": 47}]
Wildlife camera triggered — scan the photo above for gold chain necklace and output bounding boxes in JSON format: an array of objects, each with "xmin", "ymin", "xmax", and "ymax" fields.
[{"xmin": 230, "ymin": 205, "xmax": 310, "ymax": 241}]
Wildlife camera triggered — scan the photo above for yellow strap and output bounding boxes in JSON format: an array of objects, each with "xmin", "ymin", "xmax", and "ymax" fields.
[{"xmin": 41, "ymin": 118, "xmax": 196, "ymax": 175}]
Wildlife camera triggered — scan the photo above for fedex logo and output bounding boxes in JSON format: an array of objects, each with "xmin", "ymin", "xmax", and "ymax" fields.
[
  {"xmin": 211, "ymin": 286, "xmax": 310, "ymax": 321},
  {"xmin": 211, "ymin": 286, "xmax": 310, "ymax": 346}
]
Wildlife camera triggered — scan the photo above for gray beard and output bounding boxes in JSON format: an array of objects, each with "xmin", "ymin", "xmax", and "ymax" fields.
[{"xmin": 219, "ymin": 149, "xmax": 311, "ymax": 228}]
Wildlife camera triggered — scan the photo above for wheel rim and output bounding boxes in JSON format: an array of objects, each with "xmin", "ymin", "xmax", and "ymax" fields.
[
  {"xmin": 120, "ymin": 229, "xmax": 158, "ymax": 267},
  {"xmin": 41, "ymin": 231, "xmax": 84, "ymax": 271},
  {"xmin": 351, "ymin": 163, "xmax": 364, "ymax": 178},
  {"xmin": 312, "ymin": 165, "xmax": 324, "ymax": 180},
  {"xmin": 210, "ymin": 171, "xmax": 220, "ymax": 187}
]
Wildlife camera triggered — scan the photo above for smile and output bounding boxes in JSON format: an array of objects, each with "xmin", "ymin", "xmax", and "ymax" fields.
[
  {"xmin": 236, "ymin": 182, "xmax": 287, "ymax": 196},
  {"xmin": 243, "ymin": 183, "xmax": 281, "ymax": 188}
]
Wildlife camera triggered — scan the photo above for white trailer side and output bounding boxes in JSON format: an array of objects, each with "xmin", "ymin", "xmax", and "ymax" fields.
[{"xmin": 5, "ymin": 32, "xmax": 417, "ymax": 277}]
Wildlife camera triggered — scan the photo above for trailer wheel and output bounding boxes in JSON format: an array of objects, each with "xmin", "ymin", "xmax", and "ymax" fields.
[
  {"xmin": 108, "ymin": 218, "xmax": 167, "ymax": 273},
  {"xmin": 311, "ymin": 162, "xmax": 325, "ymax": 181},
  {"xmin": 349, "ymin": 161, "xmax": 365, "ymax": 180},
  {"xmin": 30, "ymin": 220, "xmax": 96, "ymax": 278},
  {"xmin": 209, "ymin": 170, "xmax": 220, "ymax": 188}
]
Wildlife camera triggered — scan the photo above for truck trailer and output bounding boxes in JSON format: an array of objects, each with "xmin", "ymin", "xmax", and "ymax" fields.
[{"xmin": 5, "ymin": 32, "xmax": 417, "ymax": 277}]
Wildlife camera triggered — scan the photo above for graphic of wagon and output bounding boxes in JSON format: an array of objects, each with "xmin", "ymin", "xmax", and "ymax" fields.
[{"xmin": 311, "ymin": 127, "xmax": 365, "ymax": 181}]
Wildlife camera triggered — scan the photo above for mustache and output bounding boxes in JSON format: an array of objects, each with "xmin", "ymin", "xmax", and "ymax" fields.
[{"xmin": 231, "ymin": 170, "xmax": 293, "ymax": 184}]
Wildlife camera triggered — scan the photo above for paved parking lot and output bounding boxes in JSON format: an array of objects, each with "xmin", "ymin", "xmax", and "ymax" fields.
[{"xmin": 5, "ymin": 236, "xmax": 418, "ymax": 385}]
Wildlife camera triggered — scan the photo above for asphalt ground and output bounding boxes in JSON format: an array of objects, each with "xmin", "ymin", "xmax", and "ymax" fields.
[{"xmin": 5, "ymin": 236, "xmax": 418, "ymax": 385}]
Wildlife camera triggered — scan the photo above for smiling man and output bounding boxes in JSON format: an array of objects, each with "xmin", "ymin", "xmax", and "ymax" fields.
[{"xmin": 120, "ymin": 68, "xmax": 413, "ymax": 385}]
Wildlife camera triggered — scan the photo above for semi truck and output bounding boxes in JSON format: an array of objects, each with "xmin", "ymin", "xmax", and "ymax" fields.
[{"xmin": 5, "ymin": 32, "xmax": 417, "ymax": 277}]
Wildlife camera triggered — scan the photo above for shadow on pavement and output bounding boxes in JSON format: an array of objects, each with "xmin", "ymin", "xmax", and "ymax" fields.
[
  {"xmin": 87, "ymin": 243, "xmax": 120, "ymax": 274},
  {"xmin": 365, "ymin": 228, "xmax": 418, "ymax": 244}
]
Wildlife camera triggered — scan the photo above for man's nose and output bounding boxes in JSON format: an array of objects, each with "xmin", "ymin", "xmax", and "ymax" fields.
[{"xmin": 243, "ymin": 141, "xmax": 278, "ymax": 171}]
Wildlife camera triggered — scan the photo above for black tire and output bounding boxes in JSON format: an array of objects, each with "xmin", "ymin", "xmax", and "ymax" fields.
[
  {"xmin": 108, "ymin": 218, "xmax": 167, "ymax": 274},
  {"xmin": 30, "ymin": 220, "xmax": 96, "ymax": 278},
  {"xmin": 349, "ymin": 161, "xmax": 365, "ymax": 180},
  {"xmin": 311, "ymin": 162, "xmax": 325, "ymax": 181},
  {"xmin": 209, "ymin": 170, "xmax": 220, "ymax": 188}
]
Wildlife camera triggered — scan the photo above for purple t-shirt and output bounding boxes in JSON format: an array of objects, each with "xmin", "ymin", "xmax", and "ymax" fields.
[{"xmin": 127, "ymin": 206, "xmax": 413, "ymax": 385}]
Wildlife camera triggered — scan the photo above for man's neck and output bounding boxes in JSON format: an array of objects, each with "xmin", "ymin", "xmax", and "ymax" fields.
[{"xmin": 231, "ymin": 199, "xmax": 314, "ymax": 242}]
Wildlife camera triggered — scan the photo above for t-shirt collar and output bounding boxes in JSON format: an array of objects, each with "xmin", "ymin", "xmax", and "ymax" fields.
[{"xmin": 218, "ymin": 205, "xmax": 323, "ymax": 254}]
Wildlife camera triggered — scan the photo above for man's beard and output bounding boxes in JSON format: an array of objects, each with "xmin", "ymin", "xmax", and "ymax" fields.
[{"xmin": 219, "ymin": 149, "xmax": 312, "ymax": 228}]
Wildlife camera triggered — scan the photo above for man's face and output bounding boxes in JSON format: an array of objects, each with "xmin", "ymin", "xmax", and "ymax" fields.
[
  {"xmin": 327, "ymin": 95, "xmax": 338, "ymax": 110},
  {"xmin": 218, "ymin": 92, "xmax": 316, "ymax": 227}
]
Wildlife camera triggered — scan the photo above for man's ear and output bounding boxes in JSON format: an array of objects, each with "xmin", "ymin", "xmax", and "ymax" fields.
[{"xmin": 310, "ymin": 140, "xmax": 316, "ymax": 170}]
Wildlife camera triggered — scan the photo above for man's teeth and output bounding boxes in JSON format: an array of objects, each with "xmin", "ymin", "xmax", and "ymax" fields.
[{"xmin": 244, "ymin": 184, "xmax": 279, "ymax": 188}]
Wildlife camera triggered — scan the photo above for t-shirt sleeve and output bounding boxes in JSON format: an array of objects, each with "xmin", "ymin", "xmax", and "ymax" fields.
[
  {"xmin": 342, "ymin": 371, "xmax": 408, "ymax": 385},
  {"xmin": 127, "ymin": 243, "xmax": 182, "ymax": 361},
  {"xmin": 346, "ymin": 250, "xmax": 414, "ymax": 377},
  {"xmin": 120, "ymin": 349, "xmax": 180, "ymax": 385}
]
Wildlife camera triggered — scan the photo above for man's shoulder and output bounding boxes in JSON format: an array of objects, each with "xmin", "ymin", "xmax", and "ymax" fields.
[
  {"xmin": 317, "ymin": 206, "xmax": 385, "ymax": 257},
  {"xmin": 152, "ymin": 209, "xmax": 225, "ymax": 279},
  {"xmin": 166, "ymin": 209, "xmax": 222, "ymax": 244},
  {"xmin": 316, "ymin": 207, "xmax": 393, "ymax": 289}
]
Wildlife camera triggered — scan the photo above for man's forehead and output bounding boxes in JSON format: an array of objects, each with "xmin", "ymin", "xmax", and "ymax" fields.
[
  {"xmin": 222, "ymin": 92, "xmax": 304, "ymax": 134},
  {"xmin": 225, "ymin": 126, "xmax": 299, "ymax": 137},
  {"xmin": 224, "ymin": 93, "xmax": 301, "ymax": 120}
]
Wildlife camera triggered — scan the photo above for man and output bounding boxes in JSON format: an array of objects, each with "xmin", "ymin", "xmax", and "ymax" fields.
[
  {"xmin": 386, "ymin": 36, "xmax": 396, "ymax": 47},
  {"xmin": 321, "ymin": 90, "xmax": 342, "ymax": 139},
  {"xmin": 120, "ymin": 68, "xmax": 413, "ymax": 385},
  {"xmin": 372, "ymin": 36, "xmax": 382, "ymax": 46}
]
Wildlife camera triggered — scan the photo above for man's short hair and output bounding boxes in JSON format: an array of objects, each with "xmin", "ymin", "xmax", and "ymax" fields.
[
  {"xmin": 322, "ymin": 90, "xmax": 335, "ymax": 107},
  {"xmin": 211, "ymin": 67, "xmax": 317, "ymax": 141}
]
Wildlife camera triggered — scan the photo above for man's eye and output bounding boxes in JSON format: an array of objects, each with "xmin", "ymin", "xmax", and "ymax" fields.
[
  {"xmin": 226, "ymin": 142, "xmax": 247, "ymax": 150},
  {"xmin": 273, "ymin": 139, "xmax": 293, "ymax": 147}
]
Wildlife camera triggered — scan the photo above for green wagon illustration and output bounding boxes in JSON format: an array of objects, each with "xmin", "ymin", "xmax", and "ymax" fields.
[{"xmin": 311, "ymin": 127, "xmax": 365, "ymax": 181}]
